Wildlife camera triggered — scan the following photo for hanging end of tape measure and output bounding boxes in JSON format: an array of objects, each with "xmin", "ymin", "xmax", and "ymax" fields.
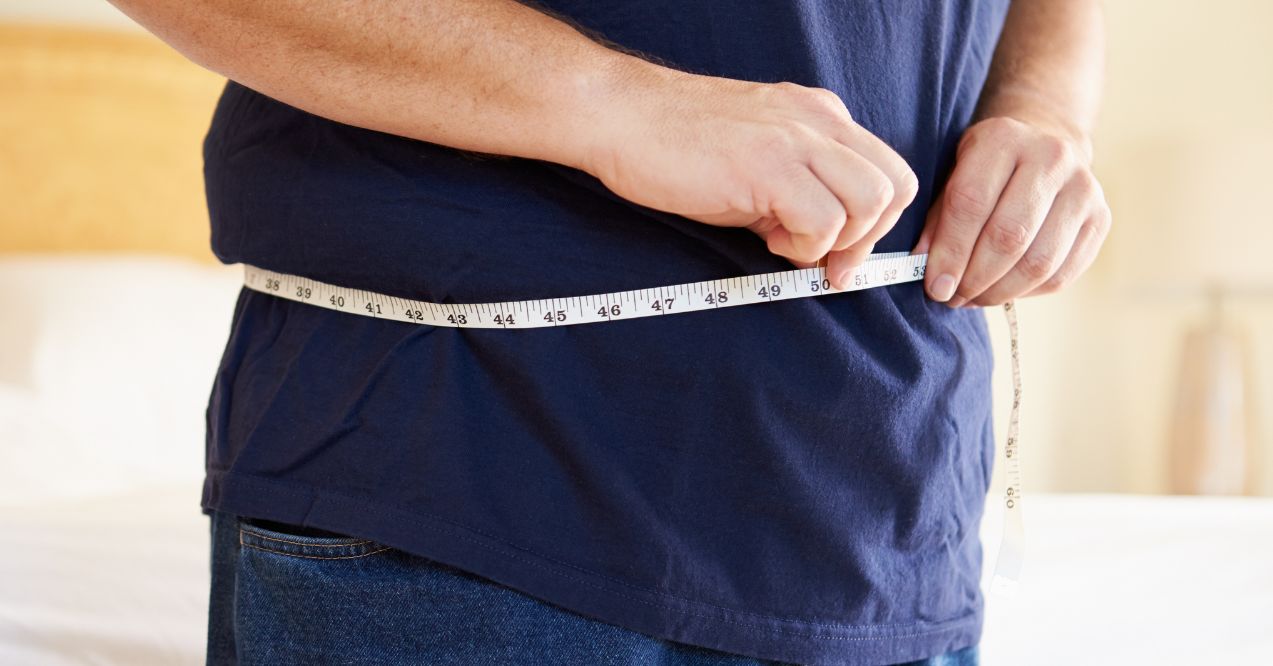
[
  {"xmin": 989, "ymin": 570, "xmax": 1022, "ymax": 598},
  {"xmin": 988, "ymin": 505, "xmax": 1025, "ymax": 598},
  {"xmin": 988, "ymin": 546, "xmax": 1024, "ymax": 598},
  {"xmin": 987, "ymin": 298, "xmax": 1026, "ymax": 600}
]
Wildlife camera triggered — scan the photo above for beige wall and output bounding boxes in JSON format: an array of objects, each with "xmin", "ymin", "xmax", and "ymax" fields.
[
  {"xmin": 0, "ymin": 23, "xmax": 222, "ymax": 262},
  {"xmin": 991, "ymin": 0, "xmax": 1273, "ymax": 497}
]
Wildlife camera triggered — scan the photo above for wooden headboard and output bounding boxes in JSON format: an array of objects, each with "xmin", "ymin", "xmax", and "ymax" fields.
[{"xmin": 0, "ymin": 23, "xmax": 226, "ymax": 263}]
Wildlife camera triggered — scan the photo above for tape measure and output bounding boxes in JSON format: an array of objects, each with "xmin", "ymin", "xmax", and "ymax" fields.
[{"xmin": 242, "ymin": 251, "xmax": 1025, "ymax": 593}]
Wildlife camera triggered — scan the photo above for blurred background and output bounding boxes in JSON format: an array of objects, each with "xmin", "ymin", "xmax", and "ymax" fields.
[
  {"xmin": 1, "ymin": 1, "xmax": 1270, "ymax": 664},
  {"xmin": 1008, "ymin": 0, "xmax": 1273, "ymax": 498}
]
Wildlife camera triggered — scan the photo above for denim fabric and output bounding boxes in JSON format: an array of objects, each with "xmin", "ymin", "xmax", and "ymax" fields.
[{"xmin": 207, "ymin": 512, "xmax": 978, "ymax": 666}]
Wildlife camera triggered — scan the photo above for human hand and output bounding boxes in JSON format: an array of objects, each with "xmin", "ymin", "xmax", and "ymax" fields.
[
  {"xmin": 911, "ymin": 115, "xmax": 1111, "ymax": 307},
  {"xmin": 578, "ymin": 62, "xmax": 917, "ymax": 290}
]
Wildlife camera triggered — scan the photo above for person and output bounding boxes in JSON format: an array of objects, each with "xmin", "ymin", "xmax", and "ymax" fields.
[{"xmin": 109, "ymin": 0, "xmax": 1109, "ymax": 664}]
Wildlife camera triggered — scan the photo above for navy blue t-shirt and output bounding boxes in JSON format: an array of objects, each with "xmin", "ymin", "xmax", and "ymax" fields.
[{"xmin": 201, "ymin": 2, "xmax": 1009, "ymax": 664}]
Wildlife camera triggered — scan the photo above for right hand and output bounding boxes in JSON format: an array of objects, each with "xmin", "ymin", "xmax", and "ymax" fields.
[{"xmin": 578, "ymin": 63, "xmax": 918, "ymax": 290}]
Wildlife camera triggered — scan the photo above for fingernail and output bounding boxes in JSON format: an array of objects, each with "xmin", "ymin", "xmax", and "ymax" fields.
[
  {"xmin": 833, "ymin": 268, "xmax": 852, "ymax": 290},
  {"xmin": 947, "ymin": 295, "xmax": 967, "ymax": 308},
  {"xmin": 931, "ymin": 273, "xmax": 956, "ymax": 302}
]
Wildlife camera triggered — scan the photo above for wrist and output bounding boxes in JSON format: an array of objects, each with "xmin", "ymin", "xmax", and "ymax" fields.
[
  {"xmin": 547, "ymin": 48, "xmax": 645, "ymax": 175},
  {"xmin": 560, "ymin": 49, "xmax": 695, "ymax": 181},
  {"xmin": 974, "ymin": 85, "xmax": 1095, "ymax": 164}
]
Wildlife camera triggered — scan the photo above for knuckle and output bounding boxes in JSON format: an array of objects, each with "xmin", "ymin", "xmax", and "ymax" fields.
[
  {"xmin": 865, "ymin": 174, "xmax": 894, "ymax": 215},
  {"xmin": 1036, "ymin": 275, "xmax": 1066, "ymax": 294},
  {"xmin": 772, "ymin": 81, "xmax": 805, "ymax": 96},
  {"xmin": 895, "ymin": 169, "xmax": 920, "ymax": 205},
  {"xmin": 780, "ymin": 83, "xmax": 848, "ymax": 117},
  {"xmin": 1040, "ymin": 266, "xmax": 1078, "ymax": 293},
  {"xmin": 1038, "ymin": 135, "xmax": 1072, "ymax": 170},
  {"xmin": 1019, "ymin": 251, "xmax": 1055, "ymax": 282},
  {"xmin": 800, "ymin": 196, "xmax": 848, "ymax": 235},
  {"xmin": 824, "ymin": 204, "xmax": 850, "ymax": 232},
  {"xmin": 985, "ymin": 216, "xmax": 1032, "ymax": 255},
  {"xmin": 938, "ymin": 237, "xmax": 973, "ymax": 261},
  {"xmin": 1069, "ymin": 170, "xmax": 1098, "ymax": 200},
  {"xmin": 1092, "ymin": 203, "xmax": 1113, "ymax": 233},
  {"xmin": 808, "ymin": 87, "xmax": 845, "ymax": 109},
  {"xmin": 945, "ymin": 184, "xmax": 994, "ymax": 225}
]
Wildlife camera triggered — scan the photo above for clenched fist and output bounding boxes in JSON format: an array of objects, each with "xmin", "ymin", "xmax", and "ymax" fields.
[{"xmin": 579, "ymin": 64, "xmax": 918, "ymax": 290}]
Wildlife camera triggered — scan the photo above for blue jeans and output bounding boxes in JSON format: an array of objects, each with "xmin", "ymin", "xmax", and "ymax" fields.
[{"xmin": 207, "ymin": 511, "xmax": 978, "ymax": 665}]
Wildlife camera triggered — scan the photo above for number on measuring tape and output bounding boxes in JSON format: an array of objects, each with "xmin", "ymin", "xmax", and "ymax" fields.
[
  {"xmin": 704, "ymin": 290, "xmax": 728, "ymax": 305},
  {"xmin": 240, "ymin": 251, "xmax": 1025, "ymax": 590},
  {"xmin": 243, "ymin": 252, "xmax": 929, "ymax": 329}
]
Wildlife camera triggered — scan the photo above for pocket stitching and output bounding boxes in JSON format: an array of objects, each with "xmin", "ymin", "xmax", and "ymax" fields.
[
  {"xmin": 239, "ymin": 528, "xmax": 374, "ymax": 548},
  {"xmin": 239, "ymin": 539, "xmax": 393, "ymax": 560}
]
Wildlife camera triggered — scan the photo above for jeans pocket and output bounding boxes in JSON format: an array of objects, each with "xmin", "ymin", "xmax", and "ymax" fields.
[{"xmin": 237, "ymin": 518, "xmax": 394, "ymax": 560}]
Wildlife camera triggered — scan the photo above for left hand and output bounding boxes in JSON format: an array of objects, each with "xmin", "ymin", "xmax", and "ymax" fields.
[{"xmin": 912, "ymin": 114, "xmax": 1112, "ymax": 307}]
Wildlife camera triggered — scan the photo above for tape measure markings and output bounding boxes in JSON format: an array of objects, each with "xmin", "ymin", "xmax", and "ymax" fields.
[
  {"xmin": 243, "ymin": 250, "xmax": 1024, "ymax": 592},
  {"xmin": 245, "ymin": 252, "xmax": 929, "ymax": 329}
]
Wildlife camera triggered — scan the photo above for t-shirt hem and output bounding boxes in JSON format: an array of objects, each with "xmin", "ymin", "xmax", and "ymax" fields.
[{"xmin": 202, "ymin": 470, "xmax": 983, "ymax": 666}]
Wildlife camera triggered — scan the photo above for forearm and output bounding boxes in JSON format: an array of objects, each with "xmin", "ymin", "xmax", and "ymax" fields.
[
  {"xmin": 109, "ymin": 0, "xmax": 923, "ymax": 282},
  {"xmin": 106, "ymin": 0, "xmax": 651, "ymax": 170},
  {"xmin": 974, "ymin": 0, "xmax": 1106, "ymax": 160}
]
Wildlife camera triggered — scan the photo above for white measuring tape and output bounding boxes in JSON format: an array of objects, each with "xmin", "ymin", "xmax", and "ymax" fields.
[{"xmin": 242, "ymin": 251, "xmax": 1025, "ymax": 593}]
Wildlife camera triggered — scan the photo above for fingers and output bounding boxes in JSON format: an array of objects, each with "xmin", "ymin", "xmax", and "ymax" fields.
[
  {"xmin": 947, "ymin": 162, "xmax": 1064, "ymax": 306},
  {"xmin": 966, "ymin": 178, "xmax": 1089, "ymax": 305},
  {"xmin": 825, "ymin": 125, "xmax": 919, "ymax": 288},
  {"xmin": 733, "ymin": 84, "xmax": 917, "ymax": 281},
  {"xmin": 912, "ymin": 114, "xmax": 1110, "ymax": 306},
  {"xmin": 923, "ymin": 145, "xmax": 1017, "ymax": 303},
  {"xmin": 826, "ymin": 124, "xmax": 920, "ymax": 251},
  {"xmin": 806, "ymin": 140, "xmax": 909, "ymax": 287},
  {"xmin": 824, "ymin": 167, "xmax": 918, "ymax": 289},
  {"xmin": 1022, "ymin": 203, "xmax": 1111, "ymax": 297},
  {"xmin": 761, "ymin": 163, "xmax": 852, "ymax": 264}
]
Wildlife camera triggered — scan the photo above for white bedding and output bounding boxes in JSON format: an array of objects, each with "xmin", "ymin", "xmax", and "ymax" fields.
[
  {"xmin": 1, "ymin": 255, "xmax": 1270, "ymax": 665},
  {"xmin": 978, "ymin": 494, "xmax": 1273, "ymax": 664},
  {"xmin": 0, "ymin": 486, "xmax": 1270, "ymax": 665},
  {"xmin": 0, "ymin": 485, "xmax": 210, "ymax": 665}
]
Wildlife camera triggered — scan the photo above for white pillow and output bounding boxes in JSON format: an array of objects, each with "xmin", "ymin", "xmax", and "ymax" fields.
[{"xmin": 0, "ymin": 254, "xmax": 243, "ymax": 507}]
